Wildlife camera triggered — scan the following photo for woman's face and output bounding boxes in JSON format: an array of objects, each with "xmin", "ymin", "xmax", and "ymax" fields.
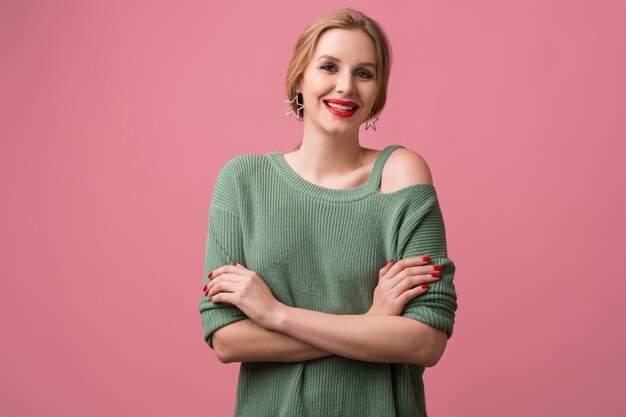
[{"xmin": 297, "ymin": 28, "xmax": 378, "ymax": 136}]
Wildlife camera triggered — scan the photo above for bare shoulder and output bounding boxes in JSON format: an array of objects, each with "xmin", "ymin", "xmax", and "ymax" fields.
[{"xmin": 379, "ymin": 147, "xmax": 433, "ymax": 193}]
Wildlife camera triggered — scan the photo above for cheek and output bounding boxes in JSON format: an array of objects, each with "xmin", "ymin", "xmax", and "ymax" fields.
[
  {"xmin": 364, "ymin": 92, "xmax": 378, "ymax": 108},
  {"xmin": 365, "ymin": 85, "xmax": 378, "ymax": 100},
  {"xmin": 307, "ymin": 74, "xmax": 332, "ymax": 93}
]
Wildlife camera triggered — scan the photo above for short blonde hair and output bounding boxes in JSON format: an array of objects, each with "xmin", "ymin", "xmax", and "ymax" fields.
[{"xmin": 284, "ymin": 8, "xmax": 393, "ymax": 149}]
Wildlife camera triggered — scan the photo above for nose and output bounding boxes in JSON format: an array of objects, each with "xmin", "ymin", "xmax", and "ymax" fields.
[{"xmin": 335, "ymin": 70, "xmax": 355, "ymax": 95}]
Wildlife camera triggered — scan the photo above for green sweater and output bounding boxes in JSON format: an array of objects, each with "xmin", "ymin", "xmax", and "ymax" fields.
[{"xmin": 199, "ymin": 144, "xmax": 458, "ymax": 417}]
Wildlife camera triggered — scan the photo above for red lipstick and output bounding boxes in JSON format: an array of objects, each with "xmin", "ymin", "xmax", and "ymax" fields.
[
  {"xmin": 324, "ymin": 98, "xmax": 359, "ymax": 107},
  {"xmin": 323, "ymin": 98, "xmax": 359, "ymax": 117}
]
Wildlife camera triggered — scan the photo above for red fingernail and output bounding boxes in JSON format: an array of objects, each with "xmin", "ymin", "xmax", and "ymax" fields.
[
  {"xmin": 236, "ymin": 262, "xmax": 242, "ymax": 266},
  {"xmin": 208, "ymin": 272, "xmax": 213, "ymax": 278},
  {"xmin": 422, "ymin": 256, "xmax": 431, "ymax": 262},
  {"xmin": 432, "ymin": 273, "xmax": 440, "ymax": 278},
  {"xmin": 203, "ymin": 285, "xmax": 207, "ymax": 291},
  {"xmin": 387, "ymin": 259, "xmax": 394, "ymax": 265},
  {"xmin": 434, "ymin": 265, "xmax": 443, "ymax": 271},
  {"xmin": 422, "ymin": 284, "xmax": 430, "ymax": 289}
]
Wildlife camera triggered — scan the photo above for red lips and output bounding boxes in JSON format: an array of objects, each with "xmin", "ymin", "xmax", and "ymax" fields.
[
  {"xmin": 323, "ymin": 98, "xmax": 359, "ymax": 107},
  {"xmin": 323, "ymin": 100, "xmax": 359, "ymax": 117}
]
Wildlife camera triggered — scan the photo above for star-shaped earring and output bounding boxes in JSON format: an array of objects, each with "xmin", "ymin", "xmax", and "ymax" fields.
[
  {"xmin": 284, "ymin": 90, "xmax": 305, "ymax": 120},
  {"xmin": 365, "ymin": 113, "xmax": 379, "ymax": 131}
]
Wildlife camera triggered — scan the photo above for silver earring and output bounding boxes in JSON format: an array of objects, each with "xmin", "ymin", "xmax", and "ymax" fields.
[
  {"xmin": 365, "ymin": 111, "xmax": 379, "ymax": 131},
  {"xmin": 284, "ymin": 89, "xmax": 304, "ymax": 120}
]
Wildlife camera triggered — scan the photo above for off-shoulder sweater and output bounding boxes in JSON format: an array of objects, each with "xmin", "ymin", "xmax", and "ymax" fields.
[{"xmin": 199, "ymin": 144, "xmax": 458, "ymax": 417}]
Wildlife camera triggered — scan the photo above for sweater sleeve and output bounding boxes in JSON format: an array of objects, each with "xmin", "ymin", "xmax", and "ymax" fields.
[
  {"xmin": 198, "ymin": 159, "xmax": 248, "ymax": 350},
  {"xmin": 396, "ymin": 187, "xmax": 458, "ymax": 339}
]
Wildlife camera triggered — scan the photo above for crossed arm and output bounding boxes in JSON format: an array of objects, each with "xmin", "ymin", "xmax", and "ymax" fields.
[
  {"xmin": 213, "ymin": 307, "xmax": 447, "ymax": 367},
  {"xmin": 206, "ymin": 149, "xmax": 452, "ymax": 367}
]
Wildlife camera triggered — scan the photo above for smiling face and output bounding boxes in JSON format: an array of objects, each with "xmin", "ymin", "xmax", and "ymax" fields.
[{"xmin": 297, "ymin": 28, "xmax": 379, "ymax": 136}]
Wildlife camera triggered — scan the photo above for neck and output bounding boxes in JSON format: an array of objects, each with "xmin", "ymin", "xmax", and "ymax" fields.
[{"xmin": 291, "ymin": 140, "xmax": 365, "ymax": 185}]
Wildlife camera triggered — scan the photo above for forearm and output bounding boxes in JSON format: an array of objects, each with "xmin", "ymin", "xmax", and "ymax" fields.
[
  {"xmin": 215, "ymin": 319, "xmax": 333, "ymax": 363},
  {"xmin": 270, "ymin": 306, "xmax": 438, "ymax": 366}
]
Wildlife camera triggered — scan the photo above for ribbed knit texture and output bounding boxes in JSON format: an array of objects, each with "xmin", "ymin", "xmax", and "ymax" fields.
[{"xmin": 199, "ymin": 144, "xmax": 458, "ymax": 417}]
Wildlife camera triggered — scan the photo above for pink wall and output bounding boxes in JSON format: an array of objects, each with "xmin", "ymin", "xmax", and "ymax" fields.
[{"xmin": 1, "ymin": 1, "xmax": 624, "ymax": 416}]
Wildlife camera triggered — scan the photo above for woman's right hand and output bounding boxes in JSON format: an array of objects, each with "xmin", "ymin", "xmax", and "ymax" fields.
[{"xmin": 367, "ymin": 256, "xmax": 443, "ymax": 316}]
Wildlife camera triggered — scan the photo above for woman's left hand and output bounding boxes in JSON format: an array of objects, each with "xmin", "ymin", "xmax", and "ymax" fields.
[{"xmin": 203, "ymin": 262, "xmax": 284, "ymax": 329}]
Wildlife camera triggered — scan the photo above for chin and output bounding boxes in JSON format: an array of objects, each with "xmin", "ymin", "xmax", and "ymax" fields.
[{"xmin": 322, "ymin": 124, "xmax": 358, "ymax": 136}]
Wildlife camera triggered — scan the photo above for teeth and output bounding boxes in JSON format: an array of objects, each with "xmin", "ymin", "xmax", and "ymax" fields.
[{"xmin": 325, "ymin": 101, "xmax": 356, "ymax": 111}]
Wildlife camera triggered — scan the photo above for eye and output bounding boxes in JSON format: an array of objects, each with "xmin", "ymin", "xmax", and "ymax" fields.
[{"xmin": 320, "ymin": 63, "xmax": 374, "ymax": 79}]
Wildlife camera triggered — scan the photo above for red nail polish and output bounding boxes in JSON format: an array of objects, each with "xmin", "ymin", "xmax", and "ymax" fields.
[
  {"xmin": 203, "ymin": 285, "xmax": 207, "ymax": 291},
  {"xmin": 432, "ymin": 273, "xmax": 440, "ymax": 278},
  {"xmin": 422, "ymin": 256, "xmax": 431, "ymax": 262},
  {"xmin": 434, "ymin": 265, "xmax": 443, "ymax": 271},
  {"xmin": 236, "ymin": 262, "xmax": 242, "ymax": 266},
  {"xmin": 208, "ymin": 272, "xmax": 213, "ymax": 278},
  {"xmin": 422, "ymin": 284, "xmax": 430, "ymax": 289}
]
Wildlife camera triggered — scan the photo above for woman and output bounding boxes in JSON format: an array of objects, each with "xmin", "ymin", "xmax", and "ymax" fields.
[{"xmin": 199, "ymin": 8, "xmax": 457, "ymax": 417}]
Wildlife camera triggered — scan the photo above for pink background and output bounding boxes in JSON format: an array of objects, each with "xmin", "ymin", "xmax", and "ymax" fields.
[{"xmin": 1, "ymin": 1, "xmax": 624, "ymax": 416}]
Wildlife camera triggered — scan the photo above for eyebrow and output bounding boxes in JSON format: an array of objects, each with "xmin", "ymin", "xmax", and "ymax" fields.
[{"xmin": 317, "ymin": 55, "xmax": 377, "ymax": 70}]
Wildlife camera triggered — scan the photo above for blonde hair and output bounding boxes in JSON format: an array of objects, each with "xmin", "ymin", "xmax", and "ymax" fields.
[{"xmin": 284, "ymin": 8, "xmax": 393, "ymax": 150}]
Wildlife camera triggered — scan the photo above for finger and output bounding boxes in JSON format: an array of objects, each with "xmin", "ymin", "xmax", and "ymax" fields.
[
  {"xmin": 204, "ymin": 273, "xmax": 241, "ymax": 294},
  {"xmin": 210, "ymin": 291, "xmax": 233, "ymax": 304},
  {"xmin": 206, "ymin": 280, "xmax": 240, "ymax": 298},
  {"xmin": 392, "ymin": 273, "xmax": 437, "ymax": 296},
  {"xmin": 404, "ymin": 265, "xmax": 442, "ymax": 279},
  {"xmin": 379, "ymin": 259, "xmax": 395, "ymax": 277},
  {"xmin": 207, "ymin": 264, "xmax": 239, "ymax": 280},
  {"xmin": 397, "ymin": 283, "xmax": 430, "ymax": 304},
  {"xmin": 384, "ymin": 256, "xmax": 431, "ymax": 280}
]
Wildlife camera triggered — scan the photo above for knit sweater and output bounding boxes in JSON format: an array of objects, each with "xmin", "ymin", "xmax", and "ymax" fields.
[{"xmin": 199, "ymin": 144, "xmax": 458, "ymax": 417}]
